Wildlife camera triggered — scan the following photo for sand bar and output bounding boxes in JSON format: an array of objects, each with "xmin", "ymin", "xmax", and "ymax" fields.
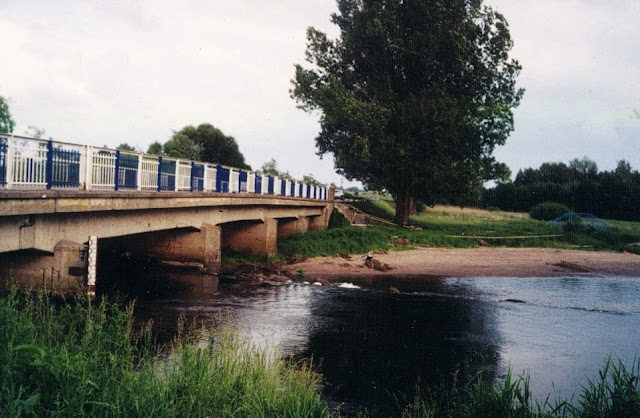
[{"xmin": 285, "ymin": 247, "xmax": 640, "ymax": 279}]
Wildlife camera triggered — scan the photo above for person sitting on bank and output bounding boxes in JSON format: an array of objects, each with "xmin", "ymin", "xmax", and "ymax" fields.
[{"xmin": 365, "ymin": 249, "xmax": 374, "ymax": 264}]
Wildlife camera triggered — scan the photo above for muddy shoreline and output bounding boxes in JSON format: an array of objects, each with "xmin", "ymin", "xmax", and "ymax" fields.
[{"xmin": 279, "ymin": 247, "xmax": 640, "ymax": 281}]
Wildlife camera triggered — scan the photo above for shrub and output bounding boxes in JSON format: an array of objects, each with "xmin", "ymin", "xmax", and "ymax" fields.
[
  {"xmin": 530, "ymin": 202, "xmax": 571, "ymax": 221},
  {"xmin": 328, "ymin": 210, "xmax": 351, "ymax": 228}
]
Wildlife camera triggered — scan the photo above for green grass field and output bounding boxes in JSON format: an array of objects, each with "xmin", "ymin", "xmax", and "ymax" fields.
[{"xmin": 275, "ymin": 200, "xmax": 640, "ymax": 260}]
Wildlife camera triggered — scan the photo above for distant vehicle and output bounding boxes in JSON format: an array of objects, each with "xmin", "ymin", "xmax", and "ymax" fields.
[{"xmin": 334, "ymin": 189, "xmax": 344, "ymax": 200}]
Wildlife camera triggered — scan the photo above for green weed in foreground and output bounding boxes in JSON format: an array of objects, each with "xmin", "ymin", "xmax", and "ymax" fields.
[
  {"xmin": 402, "ymin": 358, "xmax": 640, "ymax": 418},
  {"xmin": 0, "ymin": 287, "xmax": 329, "ymax": 418}
]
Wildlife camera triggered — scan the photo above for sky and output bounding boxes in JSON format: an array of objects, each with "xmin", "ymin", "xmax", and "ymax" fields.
[{"xmin": 1, "ymin": 1, "xmax": 639, "ymax": 188}]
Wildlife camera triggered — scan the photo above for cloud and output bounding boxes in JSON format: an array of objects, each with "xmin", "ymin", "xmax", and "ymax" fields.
[{"xmin": 1, "ymin": 0, "xmax": 638, "ymax": 186}]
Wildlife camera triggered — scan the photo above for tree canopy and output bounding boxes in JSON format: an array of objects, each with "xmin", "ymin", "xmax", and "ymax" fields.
[
  {"xmin": 291, "ymin": 0, "xmax": 523, "ymax": 224},
  {"xmin": 260, "ymin": 158, "xmax": 292, "ymax": 179},
  {"xmin": 147, "ymin": 123, "xmax": 251, "ymax": 170},
  {"xmin": 0, "ymin": 96, "xmax": 15, "ymax": 134},
  {"xmin": 484, "ymin": 157, "xmax": 640, "ymax": 221}
]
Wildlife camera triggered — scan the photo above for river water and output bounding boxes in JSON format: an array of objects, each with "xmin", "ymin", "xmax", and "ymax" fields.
[{"xmin": 123, "ymin": 272, "xmax": 640, "ymax": 415}]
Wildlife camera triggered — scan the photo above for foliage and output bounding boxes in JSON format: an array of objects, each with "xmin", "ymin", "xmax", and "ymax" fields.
[
  {"xmin": 187, "ymin": 123, "xmax": 251, "ymax": 169},
  {"xmin": 163, "ymin": 131, "xmax": 199, "ymax": 160},
  {"xmin": 260, "ymin": 158, "xmax": 291, "ymax": 179},
  {"xmin": 530, "ymin": 202, "xmax": 571, "ymax": 221},
  {"xmin": 117, "ymin": 143, "xmax": 137, "ymax": 152},
  {"xmin": 24, "ymin": 125, "xmax": 47, "ymax": 139},
  {"xmin": 0, "ymin": 288, "xmax": 330, "ymax": 417},
  {"xmin": 346, "ymin": 200, "xmax": 640, "ymax": 252},
  {"xmin": 277, "ymin": 226, "xmax": 391, "ymax": 259},
  {"xmin": 0, "ymin": 96, "xmax": 15, "ymax": 133},
  {"xmin": 401, "ymin": 358, "xmax": 640, "ymax": 418},
  {"xmin": 484, "ymin": 157, "xmax": 640, "ymax": 221},
  {"xmin": 149, "ymin": 124, "xmax": 251, "ymax": 169},
  {"xmin": 327, "ymin": 209, "xmax": 352, "ymax": 228},
  {"xmin": 147, "ymin": 141, "xmax": 163, "ymax": 155},
  {"xmin": 292, "ymin": 0, "xmax": 523, "ymax": 225}
]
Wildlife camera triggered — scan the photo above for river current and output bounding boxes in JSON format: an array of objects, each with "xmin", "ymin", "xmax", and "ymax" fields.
[{"xmin": 126, "ymin": 273, "xmax": 640, "ymax": 415}]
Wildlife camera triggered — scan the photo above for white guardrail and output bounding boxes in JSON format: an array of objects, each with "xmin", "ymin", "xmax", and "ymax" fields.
[{"xmin": 0, "ymin": 134, "xmax": 328, "ymax": 200}]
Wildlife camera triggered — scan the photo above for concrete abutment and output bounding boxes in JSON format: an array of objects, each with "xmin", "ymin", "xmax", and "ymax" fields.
[{"xmin": 0, "ymin": 192, "xmax": 334, "ymax": 294}]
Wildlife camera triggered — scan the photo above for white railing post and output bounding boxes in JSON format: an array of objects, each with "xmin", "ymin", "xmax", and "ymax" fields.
[
  {"xmin": 80, "ymin": 145, "xmax": 88, "ymax": 190},
  {"xmin": 229, "ymin": 168, "xmax": 238, "ymax": 193},
  {"xmin": 247, "ymin": 172, "xmax": 255, "ymax": 193},
  {"xmin": 137, "ymin": 153, "xmax": 143, "ymax": 190},
  {"xmin": 174, "ymin": 159, "xmax": 179, "ymax": 191},
  {"xmin": 5, "ymin": 135, "xmax": 14, "ymax": 189}
]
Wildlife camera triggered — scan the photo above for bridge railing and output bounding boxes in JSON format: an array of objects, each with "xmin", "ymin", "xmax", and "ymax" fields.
[{"xmin": 0, "ymin": 134, "xmax": 328, "ymax": 200}]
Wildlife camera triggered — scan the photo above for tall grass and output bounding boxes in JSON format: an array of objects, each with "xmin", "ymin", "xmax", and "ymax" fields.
[
  {"xmin": 401, "ymin": 358, "xmax": 640, "ymax": 418},
  {"xmin": 0, "ymin": 287, "xmax": 330, "ymax": 417}
]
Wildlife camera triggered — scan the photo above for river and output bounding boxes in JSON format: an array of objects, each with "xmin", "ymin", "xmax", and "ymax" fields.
[{"xmin": 115, "ymin": 271, "xmax": 640, "ymax": 416}]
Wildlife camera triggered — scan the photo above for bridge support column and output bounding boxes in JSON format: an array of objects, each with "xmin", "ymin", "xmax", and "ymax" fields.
[
  {"xmin": 222, "ymin": 218, "xmax": 278, "ymax": 257},
  {"xmin": 201, "ymin": 223, "xmax": 221, "ymax": 275},
  {"xmin": 278, "ymin": 217, "xmax": 309, "ymax": 239},
  {"xmin": 0, "ymin": 240, "xmax": 87, "ymax": 295}
]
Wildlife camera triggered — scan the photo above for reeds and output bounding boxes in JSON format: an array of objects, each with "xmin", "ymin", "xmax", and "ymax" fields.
[
  {"xmin": 401, "ymin": 359, "xmax": 640, "ymax": 418},
  {"xmin": 0, "ymin": 287, "xmax": 329, "ymax": 417}
]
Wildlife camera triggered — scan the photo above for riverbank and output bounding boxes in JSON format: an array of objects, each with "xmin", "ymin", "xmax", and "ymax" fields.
[{"xmin": 284, "ymin": 247, "xmax": 640, "ymax": 279}]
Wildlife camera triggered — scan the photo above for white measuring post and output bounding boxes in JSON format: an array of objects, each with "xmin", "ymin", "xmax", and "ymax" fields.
[{"xmin": 87, "ymin": 235, "xmax": 98, "ymax": 297}]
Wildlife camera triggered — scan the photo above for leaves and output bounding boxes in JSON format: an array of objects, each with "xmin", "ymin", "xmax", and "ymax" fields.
[{"xmin": 292, "ymin": 0, "xmax": 523, "ymax": 223}]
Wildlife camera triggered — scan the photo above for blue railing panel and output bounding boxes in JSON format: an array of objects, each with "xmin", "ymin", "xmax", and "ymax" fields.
[
  {"xmin": 255, "ymin": 174, "xmax": 262, "ymax": 194},
  {"xmin": 159, "ymin": 159, "xmax": 176, "ymax": 191},
  {"xmin": 116, "ymin": 152, "xmax": 138, "ymax": 190},
  {"xmin": 191, "ymin": 163, "xmax": 204, "ymax": 191},
  {"xmin": 216, "ymin": 165, "xmax": 230, "ymax": 193},
  {"xmin": 50, "ymin": 144, "xmax": 81, "ymax": 188},
  {"xmin": 239, "ymin": 170, "xmax": 248, "ymax": 193},
  {"xmin": 0, "ymin": 140, "xmax": 7, "ymax": 185},
  {"xmin": 268, "ymin": 176, "xmax": 274, "ymax": 195}
]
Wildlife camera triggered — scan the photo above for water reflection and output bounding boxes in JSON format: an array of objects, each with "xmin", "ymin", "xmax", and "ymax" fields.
[
  {"xmin": 299, "ymin": 287, "xmax": 501, "ymax": 415},
  {"xmin": 98, "ymin": 263, "xmax": 640, "ymax": 416}
]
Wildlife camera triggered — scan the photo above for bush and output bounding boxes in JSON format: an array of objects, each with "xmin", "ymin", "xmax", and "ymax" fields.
[
  {"xmin": 530, "ymin": 202, "xmax": 571, "ymax": 221},
  {"xmin": 328, "ymin": 210, "xmax": 351, "ymax": 228}
]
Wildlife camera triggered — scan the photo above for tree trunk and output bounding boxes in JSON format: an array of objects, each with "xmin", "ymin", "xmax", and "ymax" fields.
[{"xmin": 395, "ymin": 190, "xmax": 412, "ymax": 226}]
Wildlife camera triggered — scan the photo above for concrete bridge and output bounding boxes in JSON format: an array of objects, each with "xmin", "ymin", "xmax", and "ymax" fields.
[{"xmin": 0, "ymin": 134, "xmax": 334, "ymax": 294}]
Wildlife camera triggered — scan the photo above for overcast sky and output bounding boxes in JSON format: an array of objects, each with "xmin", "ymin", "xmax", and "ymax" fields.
[{"xmin": 1, "ymin": 1, "xmax": 639, "ymax": 188}]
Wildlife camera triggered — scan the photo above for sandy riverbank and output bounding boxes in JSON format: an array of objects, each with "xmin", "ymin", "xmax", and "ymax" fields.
[{"xmin": 283, "ymin": 247, "xmax": 640, "ymax": 279}]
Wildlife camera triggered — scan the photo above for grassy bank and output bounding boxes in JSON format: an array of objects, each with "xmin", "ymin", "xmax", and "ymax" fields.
[
  {"xmin": 0, "ymin": 288, "xmax": 329, "ymax": 417},
  {"xmin": 1, "ymin": 288, "xmax": 639, "ymax": 417},
  {"xmin": 225, "ymin": 202, "xmax": 639, "ymax": 267},
  {"xmin": 341, "ymin": 200, "xmax": 640, "ymax": 254}
]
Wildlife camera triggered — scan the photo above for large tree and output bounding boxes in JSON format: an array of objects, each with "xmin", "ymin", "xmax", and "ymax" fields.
[
  {"xmin": 0, "ymin": 96, "xmax": 15, "ymax": 134},
  {"xmin": 153, "ymin": 123, "xmax": 251, "ymax": 170},
  {"xmin": 292, "ymin": 0, "xmax": 523, "ymax": 224}
]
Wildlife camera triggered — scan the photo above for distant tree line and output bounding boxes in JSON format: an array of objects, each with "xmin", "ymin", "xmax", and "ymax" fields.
[{"xmin": 483, "ymin": 157, "xmax": 640, "ymax": 221}]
